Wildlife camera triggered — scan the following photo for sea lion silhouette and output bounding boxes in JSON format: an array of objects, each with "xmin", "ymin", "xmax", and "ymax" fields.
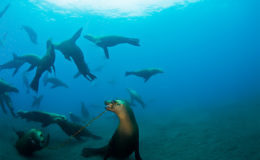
[{"xmin": 84, "ymin": 35, "xmax": 140, "ymax": 59}]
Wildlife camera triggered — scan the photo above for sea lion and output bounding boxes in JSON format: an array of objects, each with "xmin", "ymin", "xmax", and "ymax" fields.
[
  {"xmin": 13, "ymin": 53, "xmax": 41, "ymax": 72},
  {"xmin": 56, "ymin": 119, "xmax": 102, "ymax": 141},
  {"xmin": 54, "ymin": 28, "xmax": 96, "ymax": 81},
  {"xmin": 43, "ymin": 73, "xmax": 68, "ymax": 89},
  {"xmin": 125, "ymin": 68, "xmax": 163, "ymax": 82},
  {"xmin": 17, "ymin": 110, "xmax": 66, "ymax": 127},
  {"xmin": 21, "ymin": 25, "xmax": 38, "ymax": 44},
  {"xmin": 0, "ymin": 3, "xmax": 10, "ymax": 18},
  {"xmin": 31, "ymin": 95, "xmax": 43, "ymax": 108},
  {"xmin": 82, "ymin": 99, "xmax": 142, "ymax": 160},
  {"xmin": 30, "ymin": 39, "xmax": 56, "ymax": 92},
  {"xmin": 0, "ymin": 79, "xmax": 19, "ymax": 95},
  {"xmin": 84, "ymin": 35, "xmax": 140, "ymax": 59},
  {"xmin": 15, "ymin": 128, "xmax": 49, "ymax": 156},
  {"xmin": 0, "ymin": 53, "xmax": 26, "ymax": 76},
  {"xmin": 126, "ymin": 88, "xmax": 145, "ymax": 108},
  {"xmin": 0, "ymin": 93, "xmax": 16, "ymax": 117},
  {"xmin": 81, "ymin": 102, "xmax": 89, "ymax": 119}
]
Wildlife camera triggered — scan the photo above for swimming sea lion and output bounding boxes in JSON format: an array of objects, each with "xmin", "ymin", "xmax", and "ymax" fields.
[
  {"xmin": 126, "ymin": 88, "xmax": 145, "ymax": 108},
  {"xmin": 31, "ymin": 95, "xmax": 43, "ymax": 108},
  {"xmin": 56, "ymin": 119, "xmax": 102, "ymax": 141},
  {"xmin": 30, "ymin": 39, "xmax": 56, "ymax": 92},
  {"xmin": 17, "ymin": 110, "xmax": 66, "ymax": 127},
  {"xmin": 82, "ymin": 99, "xmax": 142, "ymax": 160},
  {"xmin": 0, "ymin": 53, "xmax": 26, "ymax": 76},
  {"xmin": 54, "ymin": 28, "xmax": 96, "ymax": 81},
  {"xmin": 43, "ymin": 73, "xmax": 68, "ymax": 89},
  {"xmin": 0, "ymin": 3, "xmax": 10, "ymax": 18},
  {"xmin": 125, "ymin": 68, "xmax": 163, "ymax": 82},
  {"xmin": 84, "ymin": 35, "xmax": 140, "ymax": 59},
  {"xmin": 21, "ymin": 25, "xmax": 38, "ymax": 44},
  {"xmin": 13, "ymin": 53, "xmax": 41, "ymax": 72},
  {"xmin": 15, "ymin": 128, "xmax": 49, "ymax": 156},
  {"xmin": 0, "ymin": 79, "xmax": 19, "ymax": 95}
]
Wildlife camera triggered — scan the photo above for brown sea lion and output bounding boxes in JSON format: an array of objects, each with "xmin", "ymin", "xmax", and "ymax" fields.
[{"xmin": 82, "ymin": 99, "xmax": 142, "ymax": 160}]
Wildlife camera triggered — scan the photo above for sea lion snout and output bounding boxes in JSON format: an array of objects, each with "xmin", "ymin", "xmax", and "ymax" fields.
[{"xmin": 104, "ymin": 100, "xmax": 118, "ymax": 111}]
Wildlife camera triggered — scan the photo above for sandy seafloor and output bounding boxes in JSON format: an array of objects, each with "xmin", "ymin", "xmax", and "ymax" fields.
[{"xmin": 0, "ymin": 100, "xmax": 260, "ymax": 160}]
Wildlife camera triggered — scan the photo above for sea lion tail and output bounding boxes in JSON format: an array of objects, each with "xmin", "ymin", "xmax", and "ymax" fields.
[
  {"xmin": 82, "ymin": 146, "xmax": 107, "ymax": 158},
  {"xmin": 128, "ymin": 38, "xmax": 140, "ymax": 46},
  {"xmin": 30, "ymin": 74, "xmax": 40, "ymax": 92}
]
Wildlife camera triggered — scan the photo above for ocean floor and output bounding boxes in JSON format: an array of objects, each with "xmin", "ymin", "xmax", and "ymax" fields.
[{"xmin": 0, "ymin": 101, "xmax": 260, "ymax": 160}]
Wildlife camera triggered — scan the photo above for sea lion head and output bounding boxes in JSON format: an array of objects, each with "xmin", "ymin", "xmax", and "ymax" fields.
[
  {"xmin": 28, "ymin": 129, "xmax": 46, "ymax": 147},
  {"xmin": 105, "ymin": 99, "xmax": 129, "ymax": 114}
]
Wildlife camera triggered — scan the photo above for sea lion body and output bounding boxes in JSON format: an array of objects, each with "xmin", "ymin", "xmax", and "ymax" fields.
[
  {"xmin": 30, "ymin": 40, "xmax": 56, "ymax": 92},
  {"xmin": 56, "ymin": 119, "xmax": 101, "ymax": 141},
  {"xmin": 14, "ymin": 54, "xmax": 41, "ymax": 71},
  {"xmin": 43, "ymin": 74, "xmax": 68, "ymax": 88},
  {"xmin": 15, "ymin": 128, "xmax": 49, "ymax": 156},
  {"xmin": 82, "ymin": 99, "xmax": 142, "ymax": 160},
  {"xmin": 125, "ymin": 68, "xmax": 163, "ymax": 82},
  {"xmin": 127, "ymin": 88, "xmax": 145, "ymax": 108},
  {"xmin": 54, "ymin": 28, "xmax": 96, "ymax": 81},
  {"xmin": 0, "ymin": 79, "xmax": 19, "ymax": 94},
  {"xmin": 0, "ymin": 53, "xmax": 25, "ymax": 76},
  {"xmin": 17, "ymin": 110, "xmax": 66, "ymax": 127},
  {"xmin": 84, "ymin": 35, "xmax": 140, "ymax": 59},
  {"xmin": 22, "ymin": 25, "xmax": 38, "ymax": 44}
]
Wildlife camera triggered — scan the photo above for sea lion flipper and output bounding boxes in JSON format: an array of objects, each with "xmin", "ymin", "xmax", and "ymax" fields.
[
  {"xmin": 12, "ymin": 67, "xmax": 20, "ymax": 76},
  {"xmin": 144, "ymin": 76, "xmax": 150, "ymax": 83},
  {"xmin": 103, "ymin": 47, "xmax": 109, "ymax": 59},
  {"xmin": 52, "ymin": 65, "xmax": 56, "ymax": 73},
  {"xmin": 135, "ymin": 144, "xmax": 142, "ymax": 160},
  {"xmin": 71, "ymin": 27, "xmax": 83, "ymax": 43},
  {"xmin": 27, "ymin": 64, "xmax": 35, "ymax": 72}
]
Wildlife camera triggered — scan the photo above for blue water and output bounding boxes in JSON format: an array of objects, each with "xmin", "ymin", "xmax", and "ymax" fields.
[{"xmin": 0, "ymin": 0, "xmax": 259, "ymax": 159}]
